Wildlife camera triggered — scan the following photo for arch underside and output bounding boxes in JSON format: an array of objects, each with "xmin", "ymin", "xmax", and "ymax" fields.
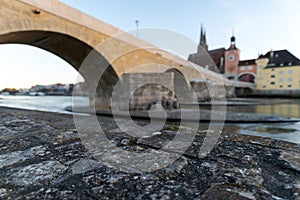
[
  {"xmin": 238, "ymin": 73, "xmax": 255, "ymax": 83},
  {"xmin": 0, "ymin": 31, "xmax": 93, "ymax": 69},
  {"xmin": 165, "ymin": 68, "xmax": 190, "ymax": 94},
  {"xmin": 0, "ymin": 30, "xmax": 119, "ymax": 104}
]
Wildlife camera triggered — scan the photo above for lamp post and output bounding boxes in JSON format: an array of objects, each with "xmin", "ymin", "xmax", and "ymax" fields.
[{"xmin": 135, "ymin": 20, "xmax": 139, "ymax": 38}]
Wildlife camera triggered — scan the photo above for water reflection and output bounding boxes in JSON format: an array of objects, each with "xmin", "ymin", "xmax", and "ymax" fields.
[
  {"xmin": 223, "ymin": 98, "xmax": 300, "ymax": 118},
  {"xmin": 197, "ymin": 98, "xmax": 300, "ymax": 144},
  {"xmin": 256, "ymin": 103, "xmax": 300, "ymax": 118}
]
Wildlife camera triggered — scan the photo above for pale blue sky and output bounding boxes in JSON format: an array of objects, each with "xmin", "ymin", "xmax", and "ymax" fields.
[{"xmin": 0, "ymin": 0, "xmax": 299, "ymax": 90}]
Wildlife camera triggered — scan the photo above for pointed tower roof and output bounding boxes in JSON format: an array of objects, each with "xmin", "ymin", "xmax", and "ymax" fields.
[{"xmin": 198, "ymin": 23, "xmax": 208, "ymax": 52}]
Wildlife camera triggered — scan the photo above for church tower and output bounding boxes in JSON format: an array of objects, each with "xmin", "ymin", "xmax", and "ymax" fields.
[
  {"xmin": 224, "ymin": 35, "xmax": 240, "ymax": 80},
  {"xmin": 197, "ymin": 24, "xmax": 208, "ymax": 52}
]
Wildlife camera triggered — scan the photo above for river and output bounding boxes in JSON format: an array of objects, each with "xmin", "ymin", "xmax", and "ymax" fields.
[
  {"xmin": 0, "ymin": 95, "xmax": 89, "ymax": 114},
  {"xmin": 0, "ymin": 95, "xmax": 300, "ymax": 144}
]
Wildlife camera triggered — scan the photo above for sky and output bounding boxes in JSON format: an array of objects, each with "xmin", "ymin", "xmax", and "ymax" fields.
[{"xmin": 1, "ymin": 0, "xmax": 300, "ymax": 90}]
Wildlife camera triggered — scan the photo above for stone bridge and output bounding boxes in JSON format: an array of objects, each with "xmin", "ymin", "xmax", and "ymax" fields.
[{"xmin": 0, "ymin": 0, "xmax": 255, "ymax": 110}]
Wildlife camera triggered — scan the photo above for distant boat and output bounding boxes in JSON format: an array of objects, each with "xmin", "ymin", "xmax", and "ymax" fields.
[{"xmin": 29, "ymin": 92, "xmax": 45, "ymax": 96}]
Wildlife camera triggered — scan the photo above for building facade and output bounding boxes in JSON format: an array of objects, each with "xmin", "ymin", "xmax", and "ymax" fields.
[
  {"xmin": 255, "ymin": 50, "xmax": 300, "ymax": 95},
  {"xmin": 224, "ymin": 36, "xmax": 240, "ymax": 80},
  {"xmin": 238, "ymin": 59, "xmax": 257, "ymax": 83}
]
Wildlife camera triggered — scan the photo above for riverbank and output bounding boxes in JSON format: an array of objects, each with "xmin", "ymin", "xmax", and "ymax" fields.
[
  {"xmin": 0, "ymin": 106, "xmax": 300, "ymax": 199},
  {"xmin": 67, "ymin": 106, "xmax": 300, "ymax": 123}
]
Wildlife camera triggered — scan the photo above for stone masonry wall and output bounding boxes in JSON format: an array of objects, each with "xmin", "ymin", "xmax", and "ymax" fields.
[
  {"xmin": 112, "ymin": 72, "xmax": 178, "ymax": 111},
  {"xmin": 190, "ymin": 81, "xmax": 236, "ymax": 101}
]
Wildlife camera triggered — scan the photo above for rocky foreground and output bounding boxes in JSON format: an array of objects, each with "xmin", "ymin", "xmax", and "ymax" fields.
[{"xmin": 0, "ymin": 107, "xmax": 300, "ymax": 199}]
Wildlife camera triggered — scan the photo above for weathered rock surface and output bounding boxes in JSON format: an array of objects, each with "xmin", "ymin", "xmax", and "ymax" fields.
[{"xmin": 0, "ymin": 107, "xmax": 299, "ymax": 199}]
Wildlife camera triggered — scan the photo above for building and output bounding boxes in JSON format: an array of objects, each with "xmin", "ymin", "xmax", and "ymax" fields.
[
  {"xmin": 255, "ymin": 49, "xmax": 300, "ymax": 95},
  {"xmin": 188, "ymin": 25, "xmax": 300, "ymax": 96},
  {"xmin": 224, "ymin": 35, "xmax": 240, "ymax": 81},
  {"xmin": 188, "ymin": 25, "xmax": 257, "ymax": 83},
  {"xmin": 188, "ymin": 26, "xmax": 221, "ymax": 72},
  {"xmin": 188, "ymin": 25, "xmax": 223, "ymax": 73},
  {"xmin": 238, "ymin": 59, "xmax": 257, "ymax": 83}
]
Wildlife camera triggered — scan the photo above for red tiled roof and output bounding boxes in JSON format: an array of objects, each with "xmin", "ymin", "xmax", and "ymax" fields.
[{"xmin": 208, "ymin": 48, "xmax": 225, "ymax": 67}]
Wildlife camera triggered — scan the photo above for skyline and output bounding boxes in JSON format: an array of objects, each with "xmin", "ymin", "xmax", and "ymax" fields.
[{"xmin": 1, "ymin": 0, "xmax": 300, "ymax": 90}]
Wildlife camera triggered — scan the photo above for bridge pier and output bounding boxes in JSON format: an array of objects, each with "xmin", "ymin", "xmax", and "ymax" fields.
[{"xmin": 235, "ymin": 87, "xmax": 254, "ymax": 97}]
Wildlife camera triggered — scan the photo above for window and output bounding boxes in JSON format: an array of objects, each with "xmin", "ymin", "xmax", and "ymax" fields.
[
  {"xmin": 240, "ymin": 66, "xmax": 246, "ymax": 71},
  {"xmin": 280, "ymin": 85, "xmax": 283, "ymax": 88},
  {"xmin": 263, "ymin": 85, "xmax": 266, "ymax": 88},
  {"xmin": 272, "ymin": 68, "xmax": 275, "ymax": 71},
  {"xmin": 279, "ymin": 70, "xmax": 284, "ymax": 75},
  {"xmin": 288, "ymin": 85, "xmax": 292, "ymax": 88},
  {"xmin": 258, "ymin": 65, "xmax": 263, "ymax": 69},
  {"xmin": 268, "ymin": 63, "xmax": 276, "ymax": 67},
  {"xmin": 288, "ymin": 70, "xmax": 293, "ymax": 74},
  {"xmin": 270, "ymin": 82, "xmax": 275, "ymax": 85},
  {"xmin": 288, "ymin": 77, "xmax": 293, "ymax": 82},
  {"xmin": 279, "ymin": 78, "xmax": 284, "ymax": 82},
  {"xmin": 280, "ymin": 63, "xmax": 284, "ymax": 66},
  {"xmin": 247, "ymin": 66, "xmax": 253, "ymax": 70},
  {"xmin": 270, "ymin": 75, "xmax": 275, "ymax": 78},
  {"xmin": 288, "ymin": 62, "xmax": 292, "ymax": 66}
]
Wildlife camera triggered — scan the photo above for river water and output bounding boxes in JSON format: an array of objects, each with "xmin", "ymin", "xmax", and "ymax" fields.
[
  {"xmin": 0, "ymin": 95, "xmax": 89, "ymax": 114},
  {"xmin": 0, "ymin": 95, "xmax": 300, "ymax": 144}
]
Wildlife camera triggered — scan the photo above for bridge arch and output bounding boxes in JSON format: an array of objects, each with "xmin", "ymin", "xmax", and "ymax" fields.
[
  {"xmin": 0, "ymin": 28, "xmax": 119, "ymax": 109},
  {"xmin": 1, "ymin": 0, "xmax": 253, "ymax": 109},
  {"xmin": 0, "ymin": 0, "xmax": 231, "ymax": 82},
  {"xmin": 238, "ymin": 72, "xmax": 256, "ymax": 83}
]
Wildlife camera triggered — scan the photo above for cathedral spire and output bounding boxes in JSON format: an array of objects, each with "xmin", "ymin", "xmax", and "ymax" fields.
[
  {"xmin": 199, "ymin": 23, "xmax": 203, "ymax": 44},
  {"xmin": 198, "ymin": 23, "xmax": 208, "ymax": 52}
]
